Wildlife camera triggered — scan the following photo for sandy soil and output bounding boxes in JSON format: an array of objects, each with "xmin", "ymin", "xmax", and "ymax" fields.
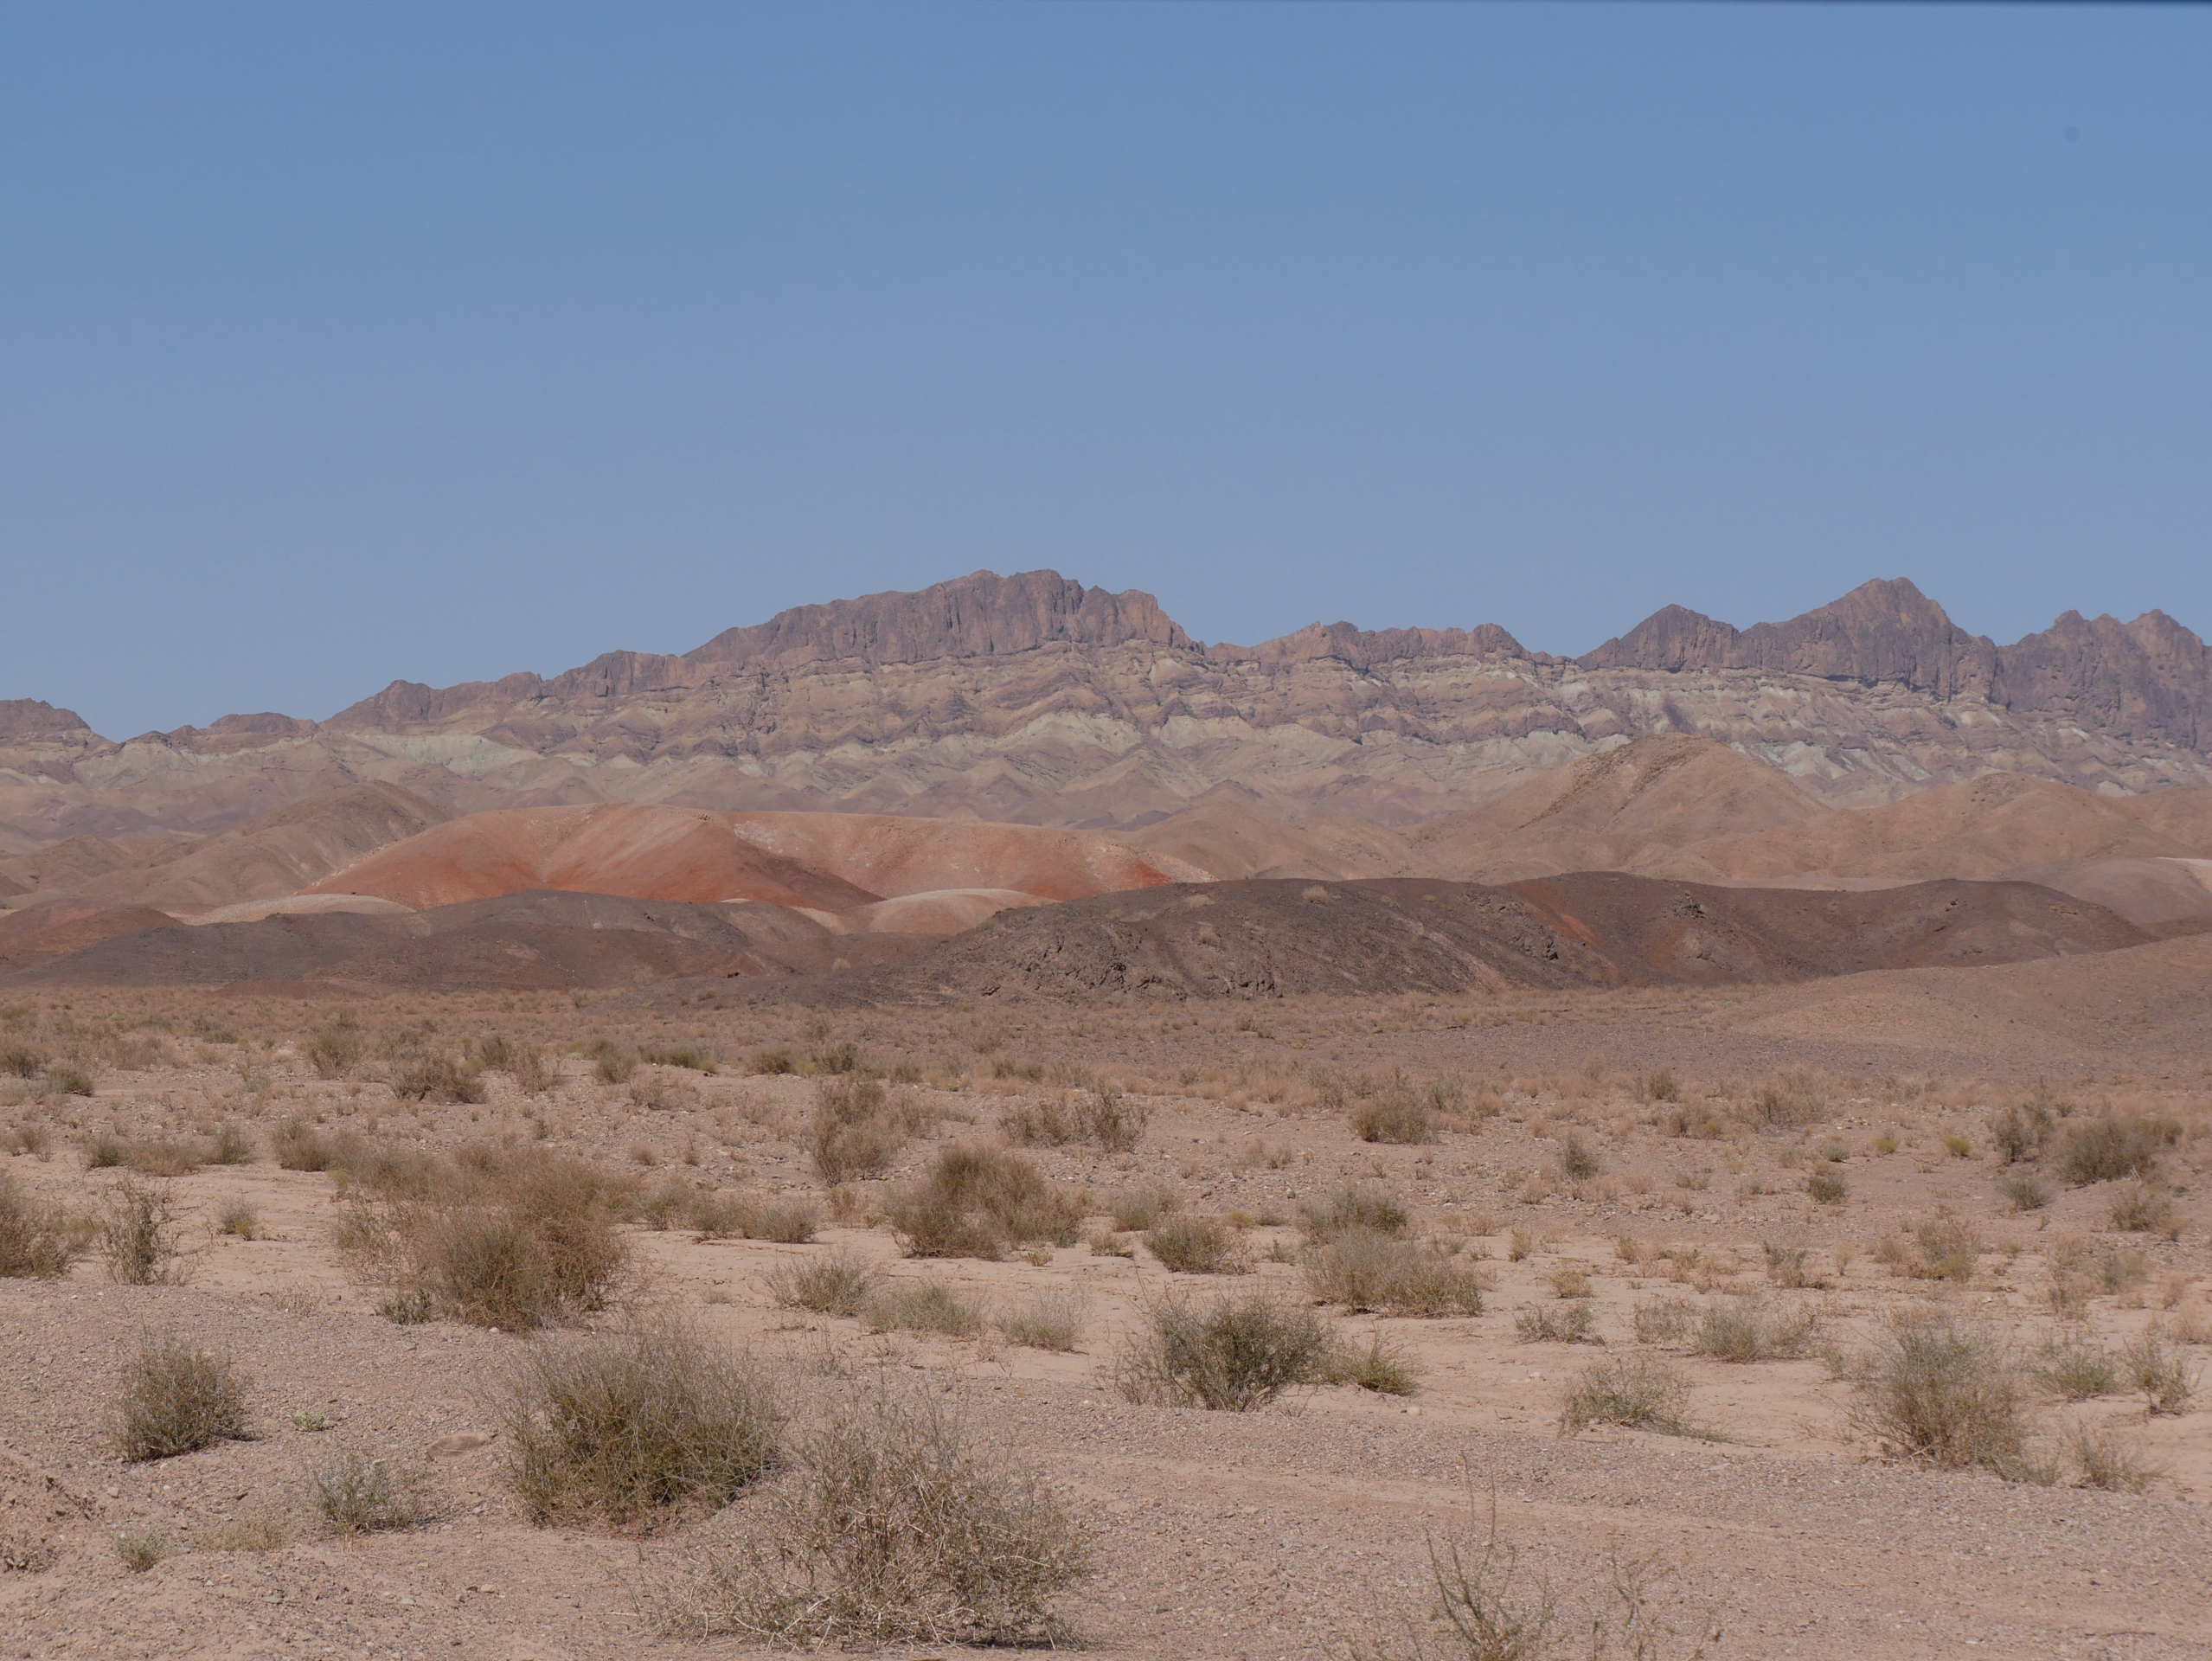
[{"xmin": 3, "ymin": 973, "xmax": 2209, "ymax": 1660}]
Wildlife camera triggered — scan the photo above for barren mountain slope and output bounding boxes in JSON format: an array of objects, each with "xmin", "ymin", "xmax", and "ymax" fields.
[
  {"xmin": 0, "ymin": 898, "xmax": 182, "ymax": 976},
  {"xmin": 1117, "ymin": 796, "xmax": 1413, "ymax": 880},
  {"xmin": 67, "ymin": 784, "xmax": 452, "ymax": 911},
  {"xmin": 1712, "ymin": 930, "xmax": 2212, "ymax": 1068},
  {"xmin": 0, "ymin": 889, "xmax": 933, "ymax": 993},
  {"xmin": 815, "ymin": 872, "xmax": 2145, "ymax": 1005},
  {"xmin": 1995, "ymin": 856, "xmax": 2212, "ymax": 938},
  {"xmin": 7, "ymin": 571, "xmax": 2210, "ymax": 840},
  {"xmin": 299, "ymin": 802, "xmax": 1203, "ymax": 919},
  {"xmin": 1398, "ymin": 734, "xmax": 1831, "ymax": 882}
]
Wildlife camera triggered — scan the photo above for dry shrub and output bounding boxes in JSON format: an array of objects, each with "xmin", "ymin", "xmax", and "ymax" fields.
[
  {"xmin": 500, "ymin": 1318, "xmax": 780, "ymax": 1530},
  {"xmin": 1319, "ymin": 1332, "xmax": 1419, "ymax": 1396},
  {"xmin": 1558, "ymin": 1356, "xmax": 1709, "ymax": 1439},
  {"xmin": 304, "ymin": 1018, "xmax": 365, "ymax": 1080},
  {"xmin": 810, "ymin": 1076, "xmax": 903, "ymax": 1186},
  {"xmin": 2123, "ymin": 1332, "xmax": 2199, "ymax": 1415},
  {"xmin": 2108, "ymin": 1183, "xmax": 2178, "ymax": 1237},
  {"xmin": 272, "ymin": 1119, "xmax": 354, "ymax": 1172},
  {"xmin": 2067, "ymin": 1422, "xmax": 2161, "ymax": 1492},
  {"xmin": 641, "ymin": 1042, "xmax": 717, "ymax": 1074},
  {"xmin": 1847, "ymin": 1314, "xmax": 2041, "ymax": 1478},
  {"xmin": 1112, "ymin": 1289, "xmax": 1337, "ymax": 1410},
  {"xmin": 42, "ymin": 1064, "xmax": 94, "ymax": 1098},
  {"xmin": 862, "ymin": 1279, "xmax": 984, "ymax": 1337},
  {"xmin": 1805, "ymin": 1170, "xmax": 1848, "ymax": 1204},
  {"xmin": 1299, "ymin": 1184, "xmax": 1409, "ymax": 1242},
  {"xmin": 0, "ymin": 1171, "xmax": 85, "ymax": 1278},
  {"xmin": 1144, "ymin": 1214, "xmax": 1251, "ymax": 1275},
  {"xmin": 112, "ymin": 1528, "xmax": 167, "ymax": 1572},
  {"xmin": 113, "ymin": 1334, "xmax": 251, "ymax": 1461},
  {"xmin": 1304, "ymin": 1229, "xmax": 1485, "ymax": 1317},
  {"xmin": 1353, "ymin": 1076, "xmax": 1435, "ymax": 1145},
  {"xmin": 2, "ymin": 1117, "xmax": 53, "ymax": 1158},
  {"xmin": 1990, "ymin": 1098, "xmax": 2056, "ymax": 1164},
  {"xmin": 997, "ymin": 1289, "xmax": 1087, "ymax": 1352},
  {"xmin": 339, "ymin": 1145, "xmax": 630, "ymax": 1329},
  {"xmin": 1905, "ymin": 1210, "xmax": 1981, "ymax": 1281},
  {"xmin": 0, "ymin": 1042, "xmax": 48, "ymax": 1079},
  {"xmin": 309, "ymin": 1451, "xmax": 437, "ymax": 1534},
  {"xmin": 1000, "ymin": 1086, "xmax": 1151, "ymax": 1154},
  {"xmin": 1341, "ymin": 1477, "xmax": 1719, "ymax": 1661},
  {"xmin": 193, "ymin": 1507, "xmax": 296, "ymax": 1553},
  {"xmin": 2001, "ymin": 1174, "xmax": 2051, "ymax": 1213},
  {"xmin": 1632, "ymin": 1298, "xmax": 1697, "ymax": 1345},
  {"xmin": 885, "ymin": 1145, "xmax": 1080, "ymax": 1260},
  {"xmin": 2033, "ymin": 1334, "xmax": 2118, "ymax": 1400},
  {"xmin": 99, "ymin": 1177, "xmax": 189, "ymax": 1285},
  {"xmin": 390, "ymin": 1055, "xmax": 486, "ymax": 1104},
  {"xmin": 1514, "ymin": 1304, "xmax": 1598, "ymax": 1344},
  {"xmin": 1694, "ymin": 1297, "xmax": 1815, "ymax": 1363},
  {"xmin": 2059, "ymin": 1116, "xmax": 2177, "ymax": 1186},
  {"xmin": 765, "ymin": 1247, "xmax": 882, "ymax": 1317},
  {"xmin": 1107, "ymin": 1186, "xmax": 1177, "ymax": 1232},
  {"xmin": 655, "ymin": 1382, "xmax": 1090, "ymax": 1645}
]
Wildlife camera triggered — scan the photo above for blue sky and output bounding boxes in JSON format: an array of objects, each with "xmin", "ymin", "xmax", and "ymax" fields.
[{"xmin": 3, "ymin": 3, "xmax": 2208, "ymax": 738}]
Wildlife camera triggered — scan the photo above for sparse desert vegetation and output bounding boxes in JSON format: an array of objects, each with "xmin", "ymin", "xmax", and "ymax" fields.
[{"xmin": 1, "ymin": 978, "xmax": 2209, "ymax": 1658}]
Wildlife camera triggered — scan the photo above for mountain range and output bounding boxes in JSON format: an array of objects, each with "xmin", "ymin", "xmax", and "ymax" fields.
[{"xmin": 4, "ymin": 569, "xmax": 2209, "ymax": 852}]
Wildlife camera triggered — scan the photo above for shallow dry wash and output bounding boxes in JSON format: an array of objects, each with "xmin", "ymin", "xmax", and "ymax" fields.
[{"xmin": 3, "ymin": 966, "xmax": 2209, "ymax": 1659}]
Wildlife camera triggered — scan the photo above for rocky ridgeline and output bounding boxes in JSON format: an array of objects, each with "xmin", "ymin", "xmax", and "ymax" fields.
[{"xmin": 4, "ymin": 570, "xmax": 2209, "ymax": 842}]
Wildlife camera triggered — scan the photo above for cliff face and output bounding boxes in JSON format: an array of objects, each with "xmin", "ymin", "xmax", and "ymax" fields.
[{"xmin": 4, "ymin": 571, "xmax": 2209, "ymax": 844}]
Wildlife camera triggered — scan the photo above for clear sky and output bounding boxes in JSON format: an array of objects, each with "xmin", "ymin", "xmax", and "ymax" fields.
[{"xmin": 4, "ymin": 3, "xmax": 2208, "ymax": 739}]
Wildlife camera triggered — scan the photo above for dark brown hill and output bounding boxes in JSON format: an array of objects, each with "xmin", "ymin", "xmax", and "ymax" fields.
[
  {"xmin": 821, "ymin": 872, "xmax": 2149, "ymax": 1004},
  {"xmin": 0, "ymin": 899, "xmax": 183, "ymax": 978},
  {"xmin": 0, "ymin": 890, "xmax": 927, "ymax": 994}
]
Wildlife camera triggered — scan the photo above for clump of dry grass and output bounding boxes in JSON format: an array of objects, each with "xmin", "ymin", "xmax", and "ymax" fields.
[
  {"xmin": 337, "ymin": 1144, "xmax": 631, "ymax": 1330},
  {"xmin": 997, "ymin": 1288, "xmax": 1087, "ymax": 1352},
  {"xmin": 653, "ymin": 1382, "xmax": 1090, "ymax": 1646},
  {"xmin": 884, "ymin": 1145, "xmax": 1081, "ymax": 1260},
  {"xmin": 1144, "ymin": 1214, "xmax": 1251, "ymax": 1274},
  {"xmin": 1352, "ymin": 1075, "xmax": 1435, "ymax": 1145},
  {"xmin": 1514, "ymin": 1304, "xmax": 1598, "ymax": 1344},
  {"xmin": 811, "ymin": 1077, "xmax": 904, "ymax": 1186},
  {"xmin": 0, "ymin": 1171, "xmax": 85, "ymax": 1279},
  {"xmin": 2123, "ymin": 1332, "xmax": 2199, "ymax": 1415},
  {"xmin": 1693, "ymin": 1297, "xmax": 1816, "ymax": 1363},
  {"xmin": 1304, "ymin": 1229, "xmax": 1486, "ymax": 1317},
  {"xmin": 2058, "ymin": 1115, "xmax": 2178, "ymax": 1186},
  {"xmin": 2065, "ymin": 1422, "xmax": 2163, "ymax": 1493},
  {"xmin": 1341, "ymin": 1476, "xmax": 1720, "ymax": 1661},
  {"xmin": 1322, "ymin": 1333, "xmax": 1419, "ymax": 1396},
  {"xmin": 1558, "ymin": 1356, "xmax": 1712, "ymax": 1440},
  {"xmin": 112, "ymin": 1334, "xmax": 252, "ymax": 1461},
  {"xmin": 1107, "ymin": 1186, "xmax": 1178, "ymax": 1232},
  {"xmin": 112, "ymin": 1528, "xmax": 167, "ymax": 1572},
  {"xmin": 390, "ymin": 1055, "xmax": 486, "ymax": 1105},
  {"xmin": 499, "ymin": 1318, "xmax": 780, "ymax": 1530},
  {"xmin": 861, "ymin": 1279, "xmax": 986, "ymax": 1338},
  {"xmin": 765, "ymin": 1247, "xmax": 882, "ymax": 1317},
  {"xmin": 2107, "ymin": 1183, "xmax": 2178, "ymax": 1237},
  {"xmin": 99, "ymin": 1177, "xmax": 189, "ymax": 1285},
  {"xmin": 308, "ymin": 1451, "xmax": 438, "ymax": 1534},
  {"xmin": 1298, "ymin": 1184, "xmax": 1410, "ymax": 1242},
  {"xmin": 304, "ymin": 1016, "xmax": 365, "ymax": 1079},
  {"xmin": 999, "ymin": 1086, "xmax": 1151, "ymax": 1154},
  {"xmin": 1846, "ymin": 1314, "xmax": 2043, "ymax": 1478},
  {"xmin": 1112, "ymin": 1290, "xmax": 1337, "ymax": 1411}
]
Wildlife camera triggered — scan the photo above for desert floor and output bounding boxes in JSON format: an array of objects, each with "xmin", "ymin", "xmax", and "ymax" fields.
[{"xmin": 3, "ymin": 972, "xmax": 2209, "ymax": 1661}]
